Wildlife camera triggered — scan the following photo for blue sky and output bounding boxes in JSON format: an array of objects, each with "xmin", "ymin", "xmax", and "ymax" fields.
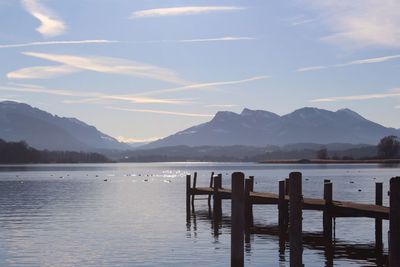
[{"xmin": 1, "ymin": 0, "xmax": 400, "ymax": 142}]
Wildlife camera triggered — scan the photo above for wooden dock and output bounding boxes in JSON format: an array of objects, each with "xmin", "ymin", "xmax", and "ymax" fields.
[
  {"xmin": 185, "ymin": 172, "xmax": 399, "ymax": 267},
  {"xmin": 191, "ymin": 186, "xmax": 389, "ymax": 219}
]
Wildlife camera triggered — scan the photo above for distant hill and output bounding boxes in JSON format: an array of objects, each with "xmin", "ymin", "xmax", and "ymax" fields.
[
  {"xmin": 120, "ymin": 144, "xmax": 379, "ymax": 162},
  {"xmin": 0, "ymin": 139, "xmax": 110, "ymax": 164},
  {"xmin": 0, "ymin": 101, "xmax": 129, "ymax": 151},
  {"xmin": 146, "ymin": 107, "xmax": 400, "ymax": 148}
]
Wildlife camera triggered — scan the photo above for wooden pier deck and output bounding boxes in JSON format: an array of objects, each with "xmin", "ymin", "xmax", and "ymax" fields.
[
  {"xmin": 192, "ymin": 187, "xmax": 389, "ymax": 219},
  {"xmin": 186, "ymin": 172, "xmax": 400, "ymax": 267}
]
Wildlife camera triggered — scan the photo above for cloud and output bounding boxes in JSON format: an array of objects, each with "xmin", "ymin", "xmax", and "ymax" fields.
[
  {"xmin": 155, "ymin": 37, "xmax": 255, "ymax": 43},
  {"xmin": 0, "ymin": 40, "xmax": 117, "ymax": 49},
  {"xmin": 311, "ymin": 88, "xmax": 400, "ymax": 102},
  {"xmin": 0, "ymin": 37, "xmax": 251, "ymax": 49},
  {"xmin": 286, "ymin": 15, "xmax": 317, "ymax": 26},
  {"xmin": 131, "ymin": 6, "xmax": 245, "ymax": 18},
  {"xmin": 0, "ymin": 83, "xmax": 191, "ymax": 105},
  {"xmin": 141, "ymin": 75, "xmax": 269, "ymax": 96},
  {"xmin": 7, "ymin": 65, "xmax": 80, "ymax": 79},
  {"xmin": 296, "ymin": 66, "xmax": 327, "ymax": 72},
  {"xmin": 11, "ymin": 52, "xmax": 189, "ymax": 84},
  {"xmin": 296, "ymin": 54, "xmax": 400, "ymax": 72},
  {"xmin": 300, "ymin": 0, "xmax": 400, "ymax": 48},
  {"xmin": 117, "ymin": 136, "xmax": 160, "ymax": 143},
  {"xmin": 21, "ymin": 0, "xmax": 66, "ymax": 37},
  {"xmin": 206, "ymin": 104, "xmax": 237, "ymax": 108},
  {"xmin": 108, "ymin": 106, "xmax": 214, "ymax": 117}
]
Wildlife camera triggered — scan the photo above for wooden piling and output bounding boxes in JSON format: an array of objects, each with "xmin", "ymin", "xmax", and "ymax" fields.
[
  {"xmin": 278, "ymin": 180, "xmax": 286, "ymax": 231},
  {"xmin": 208, "ymin": 172, "xmax": 215, "ymax": 208},
  {"xmin": 191, "ymin": 172, "xmax": 197, "ymax": 207},
  {"xmin": 213, "ymin": 174, "xmax": 222, "ymax": 218},
  {"xmin": 186, "ymin": 174, "xmax": 191, "ymax": 220},
  {"xmin": 231, "ymin": 172, "xmax": 245, "ymax": 267},
  {"xmin": 249, "ymin": 176, "xmax": 254, "ymax": 191},
  {"xmin": 244, "ymin": 178, "xmax": 254, "ymax": 227},
  {"xmin": 285, "ymin": 178, "xmax": 290, "ymax": 195},
  {"xmin": 389, "ymin": 177, "xmax": 400, "ymax": 266},
  {"xmin": 375, "ymin": 182, "xmax": 383, "ymax": 251},
  {"xmin": 289, "ymin": 172, "xmax": 303, "ymax": 267},
  {"xmin": 323, "ymin": 182, "xmax": 333, "ymax": 240}
]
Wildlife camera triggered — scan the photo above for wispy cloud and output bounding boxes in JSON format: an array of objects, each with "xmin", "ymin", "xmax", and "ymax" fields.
[
  {"xmin": 206, "ymin": 104, "xmax": 237, "ymax": 108},
  {"xmin": 108, "ymin": 106, "xmax": 214, "ymax": 117},
  {"xmin": 0, "ymin": 83, "xmax": 191, "ymax": 105},
  {"xmin": 153, "ymin": 37, "xmax": 255, "ymax": 43},
  {"xmin": 21, "ymin": 0, "xmax": 66, "ymax": 37},
  {"xmin": 0, "ymin": 40, "xmax": 117, "ymax": 49},
  {"xmin": 141, "ymin": 75, "xmax": 269, "ymax": 96},
  {"xmin": 286, "ymin": 15, "xmax": 317, "ymax": 26},
  {"xmin": 301, "ymin": 0, "xmax": 400, "ymax": 48},
  {"xmin": 311, "ymin": 88, "xmax": 400, "ymax": 102},
  {"xmin": 117, "ymin": 136, "xmax": 160, "ymax": 143},
  {"xmin": 131, "ymin": 6, "xmax": 245, "ymax": 18},
  {"xmin": 9, "ymin": 52, "xmax": 189, "ymax": 84},
  {"xmin": 7, "ymin": 65, "xmax": 80, "ymax": 79},
  {"xmin": 296, "ymin": 66, "xmax": 327, "ymax": 72},
  {"xmin": 296, "ymin": 54, "xmax": 400, "ymax": 72}
]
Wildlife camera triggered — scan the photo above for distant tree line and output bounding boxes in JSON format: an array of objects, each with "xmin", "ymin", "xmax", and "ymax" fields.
[
  {"xmin": 315, "ymin": 135, "xmax": 400, "ymax": 160},
  {"xmin": 0, "ymin": 139, "xmax": 110, "ymax": 164}
]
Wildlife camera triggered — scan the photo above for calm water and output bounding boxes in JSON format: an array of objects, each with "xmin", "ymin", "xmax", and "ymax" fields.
[{"xmin": 0, "ymin": 162, "xmax": 399, "ymax": 266}]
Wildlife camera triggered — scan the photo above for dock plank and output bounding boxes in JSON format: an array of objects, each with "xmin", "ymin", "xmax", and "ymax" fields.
[{"xmin": 191, "ymin": 187, "xmax": 389, "ymax": 220}]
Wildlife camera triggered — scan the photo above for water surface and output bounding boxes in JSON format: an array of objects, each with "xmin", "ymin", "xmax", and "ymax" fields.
[{"xmin": 0, "ymin": 163, "xmax": 398, "ymax": 266}]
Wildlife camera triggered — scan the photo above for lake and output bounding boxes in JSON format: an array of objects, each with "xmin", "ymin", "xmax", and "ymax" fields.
[{"xmin": 0, "ymin": 163, "xmax": 399, "ymax": 266}]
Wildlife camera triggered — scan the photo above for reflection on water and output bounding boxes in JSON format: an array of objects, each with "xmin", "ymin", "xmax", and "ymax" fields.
[
  {"xmin": 0, "ymin": 163, "xmax": 398, "ymax": 266},
  {"xmin": 187, "ymin": 206, "xmax": 388, "ymax": 267}
]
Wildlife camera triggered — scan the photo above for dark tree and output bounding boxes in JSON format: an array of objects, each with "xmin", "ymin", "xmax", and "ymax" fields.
[
  {"xmin": 316, "ymin": 147, "xmax": 328, "ymax": 159},
  {"xmin": 377, "ymin": 135, "xmax": 400, "ymax": 159}
]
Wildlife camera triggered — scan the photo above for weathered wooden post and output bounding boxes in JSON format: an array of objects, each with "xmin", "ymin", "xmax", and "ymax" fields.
[
  {"xmin": 213, "ymin": 174, "xmax": 222, "ymax": 219},
  {"xmin": 191, "ymin": 172, "xmax": 197, "ymax": 207},
  {"xmin": 231, "ymin": 172, "xmax": 245, "ymax": 267},
  {"xmin": 244, "ymin": 178, "xmax": 254, "ymax": 228},
  {"xmin": 186, "ymin": 174, "xmax": 191, "ymax": 221},
  {"xmin": 375, "ymin": 182, "xmax": 383, "ymax": 251},
  {"xmin": 389, "ymin": 177, "xmax": 400, "ymax": 266},
  {"xmin": 249, "ymin": 175, "xmax": 254, "ymax": 191},
  {"xmin": 278, "ymin": 180, "xmax": 286, "ymax": 231},
  {"xmin": 208, "ymin": 172, "xmax": 215, "ymax": 208},
  {"xmin": 278, "ymin": 180, "xmax": 287, "ymax": 255},
  {"xmin": 289, "ymin": 172, "xmax": 303, "ymax": 267},
  {"xmin": 285, "ymin": 178, "xmax": 290, "ymax": 196},
  {"xmin": 323, "ymin": 182, "xmax": 333, "ymax": 240}
]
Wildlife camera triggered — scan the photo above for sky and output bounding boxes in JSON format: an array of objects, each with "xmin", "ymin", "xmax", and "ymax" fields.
[{"xmin": 0, "ymin": 0, "xmax": 400, "ymax": 143}]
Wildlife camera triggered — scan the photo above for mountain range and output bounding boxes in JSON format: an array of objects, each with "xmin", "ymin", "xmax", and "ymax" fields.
[
  {"xmin": 0, "ymin": 101, "xmax": 129, "ymax": 151},
  {"xmin": 1, "ymin": 101, "xmax": 399, "ymax": 152},
  {"xmin": 146, "ymin": 107, "xmax": 400, "ymax": 148}
]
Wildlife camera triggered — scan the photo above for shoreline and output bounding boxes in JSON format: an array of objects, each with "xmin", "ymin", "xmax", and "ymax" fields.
[{"xmin": 260, "ymin": 159, "xmax": 400, "ymax": 164}]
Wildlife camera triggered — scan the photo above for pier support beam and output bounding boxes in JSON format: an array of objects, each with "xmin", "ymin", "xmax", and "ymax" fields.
[
  {"xmin": 186, "ymin": 174, "xmax": 191, "ymax": 221},
  {"xmin": 213, "ymin": 174, "xmax": 222, "ymax": 220},
  {"xmin": 191, "ymin": 172, "xmax": 197, "ymax": 207},
  {"xmin": 231, "ymin": 172, "xmax": 245, "ymax": 267},
  {"xmin": 207, "ymin": 172, "xmax": 215, "ymax": 209},
  {"xmin": 375, "ymin": 182, "xmax": 383, "ymax": 251},
  {"xmin": 289, "ymin": 172, "xmax": 303, "ymax": 267},
  {"xmin": 244, "ymin": 177, "xmax": 254, "ymax": 228},
  {"xmin": 389, "ymin": 177, "xmax": 400, "ymax": 266},
  {"xmin": 278, "ymin": 180, "xmax": 288, "ymax": 255},
  {"xmin": 323, "ymin": 182, "xmax": 333, "ymax": 240}
]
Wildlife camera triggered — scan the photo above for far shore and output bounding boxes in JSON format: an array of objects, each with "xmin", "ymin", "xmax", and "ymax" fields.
[{"xmin": 260, "ymin": 159, "xmax": 400, "ymax": 164}]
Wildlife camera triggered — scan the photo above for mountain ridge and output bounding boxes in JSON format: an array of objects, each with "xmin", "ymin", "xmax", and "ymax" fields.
[
  {"xmin": 145, "ymin": 107, "xmax": 400, "ymax": 148},
  {"xmin": 0, "ymin": 101, "xmax": 129, "ymax": 151}
]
